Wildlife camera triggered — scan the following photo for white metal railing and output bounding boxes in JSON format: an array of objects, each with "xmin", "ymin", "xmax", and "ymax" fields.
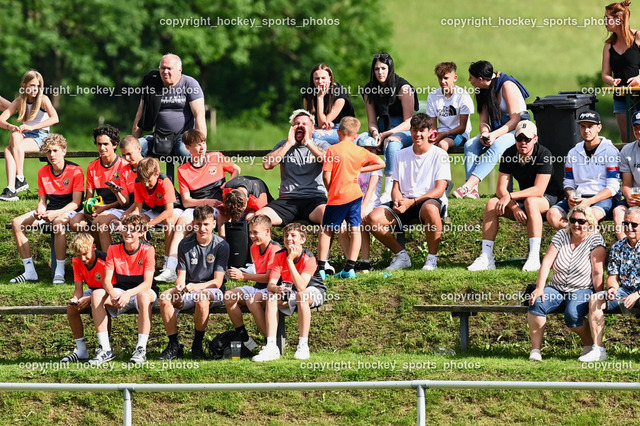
[{"xmin": 2, "ymin": 380, "xmax": 640, "ymax": 425}]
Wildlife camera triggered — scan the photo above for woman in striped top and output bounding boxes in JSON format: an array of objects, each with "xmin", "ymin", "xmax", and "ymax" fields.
[{"xmin": 527, "ymin": 206, "xmax": 606, "ymax": 361}]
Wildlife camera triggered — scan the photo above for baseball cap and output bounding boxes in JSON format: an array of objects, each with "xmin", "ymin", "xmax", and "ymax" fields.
[
  {"xmin": 633, "ymin": 111, "xmax": 640, "ymax": 125},
  {"xmin": 356, "ymin": 134, "xmax": 377, "ymax": 148},
  {"xmin": 515, "ymin": 120, "xmax": 537, "ymax": 139},
  {"xmin": 577, "ymin": 110, "xmax": 601, "ymax": 125}
]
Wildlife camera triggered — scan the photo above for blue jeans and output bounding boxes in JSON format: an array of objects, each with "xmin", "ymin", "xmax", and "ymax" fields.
[
  {"xmin": 139, "ymin": 133, "xmax": 191, "ymax": 161},
  {"xmin": 313, "ymin": 125, "xmax": 340, "ymax": 145},
  {"xmin": 463, "ymin": 131, "xmax": 515, "ymax": 181},
  {"xmin": 376, "ymin": 116, "xmax": 412, "ymax": 176},
  {"xmin": 528, "ymin": 286, "xmax": 593, "ymax": 328}
]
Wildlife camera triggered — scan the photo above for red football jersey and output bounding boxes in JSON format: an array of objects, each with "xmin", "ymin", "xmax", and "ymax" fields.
[
  {"xmin": 250, "ymin": 240, "xmax": 281, "ymax": 290},
  {"xmin": 134, "ymin": 173, "xmax": 176, "ymax": 213},
  {"xmin": 86, "ymin": 156, "xmax": 130, "ymax": 205},
  {"xmin": 72, "ymin": 250, "xmax": 114, "ymax": 289},
  {"xmin": 37, "ymin": 161, "xmax": 84, "ymax": 211},
  {"xmin": 177, "ymin": 151, "xmax": 235, "ymax": 201},
  {"xmin": 105, "ymin": 240, "xmax": 155, "ymax": 290}
]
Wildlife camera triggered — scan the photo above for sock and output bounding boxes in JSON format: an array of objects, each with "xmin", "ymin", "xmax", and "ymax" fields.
[
  {"xmin": 481, "ymin": 240, "xmax": 495, "ymax": 258},
  {"xmin": 22, "ymin": 258, "xmax": 37, "ymax": 277},
  {"xmin": 193, "ymin": 329, "xmax": 205, "ymax": 346},
  {"xmin": 235, "ymin": 325, "xmax": 248, "ymax": 340},
  {"xmin": 97, "ymin": 332, "xmax": 111, "ymax": 352},
  {"xmin": 55, "ymin": 260, "xmax": 65, "ymax": 277},
  {"xmin": 7, "ymin": 186, "xmax": 15, "ymax": 192},
  {"xmin": 266, "ymin": 337, "xmax": 277, "ymax": 347},
  {"xmin": 592, "ymin": 345, "xmax": 604, "ymax": 352},
  {"xmin": 427, "ymin": 254, "xmax": 437, "ymax": 263},
  {"xmin": 137, "ymin": 334, "xmax": 149, "ymax": 350},
  {"xmin": 75, "ymin": 337, "xmax": 88, "ymax": 355},
  {"xmin": 528, "ymin": 238, "xmax": 542, "ymax": 258},
  {"xmin": 383, "ymin": 176, "xmax": 393, "ymax": 194},
  {"xmin": 298, "ymin": 337, "xmax": 309, "ymax": 347},
  {"xmin": 168, "ymin": 333, "xmax": 179, "ymax": 348},
  {"xmin": 317, "ymin": 260, "xmax": 327, "ymax": 271},
  {"xmin": 166, "ymin": 256, "xmax": 178, "ymax": 273},
  {"xmin": 16, "ymin": 175, "xmax": 24, "ymax": 181},
  {"xmin": 344, "ymin": 260, "xmax": 356, "ymax": 271}
]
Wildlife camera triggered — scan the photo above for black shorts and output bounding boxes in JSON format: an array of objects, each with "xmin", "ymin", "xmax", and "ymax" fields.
[
  {"xmin": 266, "ymin": 197, "xmax": 326, "ymax": 225},
  {"xmin": 381, "ymin": 198, "xmax": 445, "ymax": 232},
  {"xmin": 515, "ymin": 193, "xmax": 558, "ymax": 210}
]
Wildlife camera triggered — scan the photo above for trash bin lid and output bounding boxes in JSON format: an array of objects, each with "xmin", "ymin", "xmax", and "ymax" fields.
[{"xmin": 527, "ymin": 93, "xmax": 596, "ymax": 110}]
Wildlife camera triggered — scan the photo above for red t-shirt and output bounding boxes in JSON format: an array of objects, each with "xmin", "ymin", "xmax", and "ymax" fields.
[
  {"xmin": 72, "ymin": 250, "xmax": 114, "ymax": 289},
  {"xmin": 250, "ymin": 240, "xmax": 281, "ymax": 289},
  {"xmin": 105, "ymin": 241, "xmax": 156, "ymax": 291},
  {"xmin": 37, "ymin": 161, "xmax": 84, "ymax": 211},
  {"xmin": 177, "ymin": 151, "xmax": 235, "ymax": 201},
  {"xmin": 86, "ymin": 156, "xmax": 130, "ymax": 205},
  {"xmin": 134, "ymin": 173, "xmax": 176, "ymax": 213},
  {"xmin": 269, "ymin": 248, "xmax": 325, "ymax": 292}
]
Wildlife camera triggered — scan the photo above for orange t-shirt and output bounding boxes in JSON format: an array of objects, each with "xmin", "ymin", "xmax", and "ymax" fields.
[{"xmin": 322, "ymin": 142, "xmax": 381, "ymax": 205}]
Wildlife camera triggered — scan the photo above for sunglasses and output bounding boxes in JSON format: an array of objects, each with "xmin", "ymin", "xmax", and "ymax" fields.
[
  {"xmin": 373, "ymin": 53, "xmax": 390, "ymax": 60},
  {"xmin": 569, "ymin": 218, "xmax": 588, "ymax": 225},
  {"xmin": 515, "ymin": 135, "xmax": 533, "ymax": 143},
  {"xmin": 623, "ymin": 221, "xmax": 640, "ymax": 229}
]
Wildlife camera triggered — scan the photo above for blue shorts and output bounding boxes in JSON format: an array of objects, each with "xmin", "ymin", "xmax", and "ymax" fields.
[
  {"xmin": 528, "ymin": 286, "xmax": 592, "ymax": 328},
  {"xmin": 450, "ymin": 134, "xmax": 467, "ymax": 147},
  {"xmin": 22, "ymin": 130, "xmax": 48, "ymax": 147},
  {"xmin": 602, "ymin": 287, "xmax": 640, "ymax": 312},
  {"xmin": 551, "ymin": 196, "xmax": 613, "ymax": 218},
  {"xmin": 322, "ymin": 197, "xmax": 362, "ymax": 231}
]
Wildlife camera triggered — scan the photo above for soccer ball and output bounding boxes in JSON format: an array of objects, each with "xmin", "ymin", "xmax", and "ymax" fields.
[{"xmin": 82, "ymin": 195, "xmax": 104, "ymax": 215}]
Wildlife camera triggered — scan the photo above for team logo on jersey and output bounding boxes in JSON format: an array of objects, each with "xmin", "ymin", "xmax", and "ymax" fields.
[
  {"xmin": 138, "ymin": 259, "xmax": 144, "ymax": 267},
  {"xmin": 63, "ymin": 178, "xmax": 70, "ymax": 186},
  {"xmin": 113, "ymin": 172, "xmax": 120, "ymax": 180},
  {"xmin": 95, "ymin": 272, "xmax": 102, "ymax": 281},
  {"xmin": 208, "ymin": 166, "xmax": 217, "ymax": 175},
  {"xmin": 157, "ymin": 193, "xmax": 163, "ymax": 200},
  {"xmin": 206, "ymin": 254, "xmax": 215, "ymax": 263}
]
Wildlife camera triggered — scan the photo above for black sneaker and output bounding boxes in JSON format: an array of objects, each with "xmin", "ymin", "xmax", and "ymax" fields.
[
  {"xmin": 157, "ymin": 344, "xmax": 184, "ymax": 360},
  {"xmin": 355, "ymin": 261, "xmax": 373, "ymax": 273},
  {"xmin": 192, "ymin": 344, "xmax": 205, "ymax": 360},
  {"xmin": 15, "ymin": 176, "xmax": 28, "ymax": 193},
  {"xmin": 0, "ymin": 187, "xmax": 18, "ymax": 201}
]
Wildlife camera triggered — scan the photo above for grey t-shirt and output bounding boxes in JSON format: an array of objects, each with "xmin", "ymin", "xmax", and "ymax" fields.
[
  {"xmin": 619, "ymin": 140, "xmax": 640, "ymax": 187},
  {"xmin": 177, "ymin": 233, "xmax": 229, "ymax": 291},
  {"xmin": 154, "ymin": 75, "xmax": 204, "ymax": 134},
  {"xmin": 272, "ymin": 139, "xmax": 330, "ymax": 199}
]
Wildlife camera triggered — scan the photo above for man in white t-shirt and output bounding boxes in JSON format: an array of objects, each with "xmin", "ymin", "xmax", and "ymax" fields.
[
  {"xmin": 366, "ymin": 113, "xmax": 451, "ymax": 271},
  {"xmin": 613, "ymin": 112, "xmax": 640, "ymax": 240},
  {"xmin": 426, "ymin": 62, "xmax": 474, "ymax": 152}
]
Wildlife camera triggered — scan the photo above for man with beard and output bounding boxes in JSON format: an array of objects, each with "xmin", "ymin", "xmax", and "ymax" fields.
[{"xmin": 257, "ymin": 110, "xmax": 330, "ymax": 226}]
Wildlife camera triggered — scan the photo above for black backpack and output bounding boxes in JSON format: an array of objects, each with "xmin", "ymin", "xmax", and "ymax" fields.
[{"xmin": 206, "ymin": 331, "xmax": 254, "ymax": 360}]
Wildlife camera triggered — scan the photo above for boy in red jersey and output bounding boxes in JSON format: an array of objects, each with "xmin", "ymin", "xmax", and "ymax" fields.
[
  {"xmin": 252, "ymin": 223, "xmax": 326, "ymax": 362},
  {"xmin": 122, "ymin": 157, "xmax": 181, "ymax": 283},
  {"xmin": 61, "ymin": 233, "xmax": 114, "ymax": 362},
  {"xmin": 89, "ymin": 214, "xmax": 159, "ymax": 365},
  {"xmin": 225, "ymin": 214, "xmax": 280, "ymax": 348},
  {"xmin": 164, "ymin": 129, "xmax": 240, "ymax": 277},
  {"xmin": 11, "ymin": 134, "xmax": 84, "ymax": 284},
  {"xmin": 69, "ymin": 126, "xmax": 130, "ymax": 246},
  {"xmin": 317, "ymin": 116, "xmax": 384, "ymax": 279}
]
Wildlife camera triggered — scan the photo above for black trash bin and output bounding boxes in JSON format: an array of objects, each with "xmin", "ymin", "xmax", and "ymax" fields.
[{"xmin": 527, "ymin": 92, "xmax": 597, "ymax": 191}]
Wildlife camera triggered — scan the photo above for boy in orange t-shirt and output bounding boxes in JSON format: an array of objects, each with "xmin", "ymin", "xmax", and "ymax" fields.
[{"xmin": 317, "ymin": 117, "xmax": 384, "ymax": 279}]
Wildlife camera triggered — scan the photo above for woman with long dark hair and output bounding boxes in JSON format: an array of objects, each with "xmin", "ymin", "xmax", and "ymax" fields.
[{"xmin": 453, "ymin": 60, "xmax": 529, "ymax": 199}]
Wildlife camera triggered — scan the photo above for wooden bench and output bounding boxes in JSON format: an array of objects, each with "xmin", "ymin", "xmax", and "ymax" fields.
[
  {"xmin": 414, "ymin": 303, "xmax": 629, "ymax": 354},
  {"xmin": 0, "ymin": 303, "xmax": 332, "ymax": 355}
]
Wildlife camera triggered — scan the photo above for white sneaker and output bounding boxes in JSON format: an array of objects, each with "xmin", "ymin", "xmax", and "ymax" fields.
[
  {"xmin": 155, "ymin": 268, "xmax": 177, "ymax": 283},
  {"xmin": 579, "ymin": 347, "xmax": 607, "ymax": 362},
  {"xmin": 421, "ymin": 256, "xmax": 437, "ymax": 271},
  {"xmin": 522, "ymin": 257, "xmax": 541, "ymax": 272},
  {"xmin": 130, "ymin": 346, "xmax": 147, "ymax": 364},
  {"xmin": 581, "ymin": 346, "xmax": 593, "ymax": 357},
  {"xmin": 529, "ymin": 349, "xmax": 542, "ymax": 362},
  {"xmin": 88, "ymin": 346, "xmax": 115, "ymax": 365},
  {"xmin": 385, "ymin": 252, "xmax": 411, "ymax": 271},
  {"xmin": 294, "ymin": 345, "xmax": 310, "ymax": 360},
  {"xmin": 467, "ymin": 253, "xmax": 496, "ymax": 271},
  {"xmin": 252, "ymin": 345, "xmax": 281, "ymax": 362}
]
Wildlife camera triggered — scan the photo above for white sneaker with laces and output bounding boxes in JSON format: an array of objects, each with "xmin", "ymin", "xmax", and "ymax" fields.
[
  {"xmin": 130, "ymin": 346, "xmax": 147, "ymax": 364},
  {"xmin": 529, "ymin": 349, "xmax": 542, "ymax": 362},
  {"xmin": 294, "ymin": 345, "xmax": 310, "ymax": 360},
  {"xmin": 155, "ymin": 268, "xmax": 177, "ymax": 283},
  {"xmin": 385, "ymin": 252, "xmax": 411, "ymax": 271},
  {"xmin": 88, "ymin": 346, "xmax": 115, "ymax": 365},
  {"xmin": 252, "ymin": 345, "xmax": 281, "ymax": 362},
  {"xmin": 579, "ymin": 347, "xmax": 607, "ymax": 362},
  {"xmin": 467, "ymin": 253, "xmax": 496, "ymax": 271},
  {"xmin": 422, "ymin": 256, "xmax": 437, "ymax": 271},
  {"xmin": 522, "ymin": 257, "xmax": 541, "ymax": 272},
  {"xmin": 581, "ymin": 346, "xmax": 593, "ymax": 356}
]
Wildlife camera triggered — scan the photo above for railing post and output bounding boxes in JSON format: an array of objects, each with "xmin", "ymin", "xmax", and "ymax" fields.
[
  {"xmin": 416, "ymin": 385, "xmax": 425, "ymax": 426},
  {"xmin": 123, "ymin": 388, "xmax": 132, "ymax": 426}
]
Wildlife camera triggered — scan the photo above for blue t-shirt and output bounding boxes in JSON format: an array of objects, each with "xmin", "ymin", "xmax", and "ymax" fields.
[{"xmin": 155, "ymin": 75, "xmax": 204, "ymax": 133}]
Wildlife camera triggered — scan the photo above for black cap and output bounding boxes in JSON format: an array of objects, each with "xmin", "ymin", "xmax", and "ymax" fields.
[{"xmin": 577, "ymin": 110, "xmax": 601, "ymax": 125}]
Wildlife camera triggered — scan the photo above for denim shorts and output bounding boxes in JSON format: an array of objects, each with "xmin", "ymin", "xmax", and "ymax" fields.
[
  {"xmin": 552, "ymin": 196, "xmax": 613, "ymax": 218},
  {"xmin": 601, "ymin": 287, "xmax": 640, "ymax": 312},
  {"xmin": 528, "ymin": 286, "xmax": 593, "ymax": 328},
  {"xmin": 22, "ymin": 130, "xmax": 48, "ymax": 147}
]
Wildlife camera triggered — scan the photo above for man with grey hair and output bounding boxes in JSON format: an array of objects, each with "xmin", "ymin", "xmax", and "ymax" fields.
[
  {"xmin": 257, "ymin": 109, "xmax": 330, "ymax": 226},
  {"xmin": 132, "ymin": 53, "xmax": 206, "ymax": 159},
  {"xmin": 579, "ymin": 206, "xmax": 640, "ymax": 362}
]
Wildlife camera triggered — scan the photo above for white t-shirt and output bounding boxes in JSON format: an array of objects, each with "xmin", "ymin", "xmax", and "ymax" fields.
[
  {"xmin": 426, "ymin": 87, "xmax": 474, "ymax": 139},
  {"xmin": 619, "ymin": 140, "xmax": 640, "ymax": 187},
  {"xmin": 359, "ymin": 169, "xmax": 383, "ymax": 213},
  {"xmin": 392, "ymin": 145, "xmax": 451, "ymax": 204}
]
